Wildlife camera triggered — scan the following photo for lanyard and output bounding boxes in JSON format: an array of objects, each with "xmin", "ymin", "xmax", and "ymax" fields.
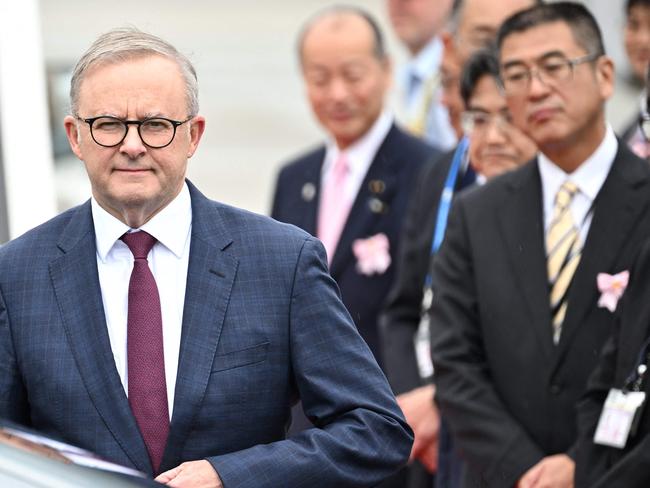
[
  {"xmin": 423, "ymin": 137, "xmax": 469, "ymax": 288},
  {"xmin": 624, "ymin": 335, "xmax": 650, "ymax": 392}
]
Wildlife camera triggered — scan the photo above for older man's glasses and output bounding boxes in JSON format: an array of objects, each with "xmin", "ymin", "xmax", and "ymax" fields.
[
  {"xmin": 501, "ymin": 52, "xmax": 600, "ymax": 95},
  {"xmin": 76, "ymin": 115, "xmax": 193, "ymax": 149}
]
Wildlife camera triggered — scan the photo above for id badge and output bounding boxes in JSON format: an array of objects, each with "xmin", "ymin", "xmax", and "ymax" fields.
[
  {"xmin": 414, "ymin": 288, "xmax": 434, "ymax": 380},
  {"xmin": 593, "ymin": 388, "xmax": 646, "ymax": 448}
]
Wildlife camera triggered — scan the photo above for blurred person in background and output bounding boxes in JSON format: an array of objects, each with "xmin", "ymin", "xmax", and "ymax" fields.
[
  {"xmin": 381, "ymin": 1, "xmax": 540, "ymax": 487},
  {"xmin": 382, "ymin": 48, "xmax": 536, "ymax": 488},
  {"xmin": 271, "ymin": 4, "xmax": 438, "ymax": 372},
  {"xmin": 574, "ymin": 67, "xmax": 650, "ymax": 488},
  {"xmin": 621, "ymin": 0, "xmax": 650, "ymax": 157},
  {"xmin": 387, "ymin": 0, "xmax": 457, "ymax": 151},
  {"xmin": 270, "ymin": 7, "xmax": 438, "ymax": 459}
]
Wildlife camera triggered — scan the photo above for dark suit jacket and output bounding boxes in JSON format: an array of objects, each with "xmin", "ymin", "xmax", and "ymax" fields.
[
  {"xmin": 0, "ymin": 181, "xmax": 412, "ymax": 487},
  {"xmin": 380, "ymin": 148, "xmax": 474, "ymax": 394},
  {"xmin": 429, "ymin": 143, "xmax": 650, "ymax": 487},
  {"xmin": 271, "ymin": 124, "xmax": 438, "ymax": 366},
  {"xmin": 575, "ymin": 239, "xmax": 650, "ymax": 488}
]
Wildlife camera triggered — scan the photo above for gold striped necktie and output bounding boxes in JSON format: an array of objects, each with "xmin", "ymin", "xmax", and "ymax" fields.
[{"xmin": 546, "ymin": 180, "xmax": 581, "ymax": 344}]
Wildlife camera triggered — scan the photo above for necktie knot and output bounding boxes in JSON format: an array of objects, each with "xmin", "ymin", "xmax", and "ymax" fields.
[
  {"xmin": 555, "ymin": 180, "xmax": 579, "ymax": 208},
  {"xmin": 121, "ymin": 231, "xmax": 157, "ymax": 260},
  {"xmin": 331, "ymin": 153, "xmax": 349, "ymax": 180}
]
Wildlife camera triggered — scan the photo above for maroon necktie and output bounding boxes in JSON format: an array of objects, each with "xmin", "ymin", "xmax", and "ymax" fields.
[{"xmin": 121, "ymin": 231, "xmax": 169, "ymax": 474}]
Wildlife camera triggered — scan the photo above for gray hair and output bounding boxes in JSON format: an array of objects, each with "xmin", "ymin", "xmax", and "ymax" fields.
[{"xmin": 70, "ymin": 27, "xmax": 199, "ymax": 116}]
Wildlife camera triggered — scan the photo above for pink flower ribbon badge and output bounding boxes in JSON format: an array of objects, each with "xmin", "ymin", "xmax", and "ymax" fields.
[
  {"xmin": 352, "ymin": 233, "xmax": 391, "ymax": 276},
  {"xmin": 597, "ymin": 270, "xmax": 630, "ymax": 313}
]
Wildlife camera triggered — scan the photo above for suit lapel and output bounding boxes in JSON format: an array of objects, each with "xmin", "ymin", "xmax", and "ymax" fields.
[
  {"xmin": 162, "ymin": 182, "xmax": 238, "ymax": 471},
  {"xmin": 48, "ymin": 203, "xmax": 152, "ymax": 473},
  {"xmin": 498, "ymin": 162, "xmax": 555, "ymax": 359},
  {"xmin": 553, "ymin": 146, "xmax": 650, "ymax": 367},
  {"xmin": 329, "ymin": 126, "xmax": 400, "ymax": 278}
]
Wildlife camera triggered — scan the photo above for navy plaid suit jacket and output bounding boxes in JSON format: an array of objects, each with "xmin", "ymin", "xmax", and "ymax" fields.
[{"xmin": 0, "ymin": 181, "xmax": 412, "ymax": 487}]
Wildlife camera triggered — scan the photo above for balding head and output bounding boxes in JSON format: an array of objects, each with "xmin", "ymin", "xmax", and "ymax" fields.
[
  {"xmin": 298, "ymin": 7, "xmax": 386, "ymax": 65},
  {"xmin": 298, "ymin": 7, "xmax": 392, "ymax": 149}
]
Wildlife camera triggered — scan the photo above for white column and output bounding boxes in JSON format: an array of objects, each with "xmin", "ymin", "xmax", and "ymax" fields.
[{"xmin": 0, "ymin": 0, "xmax": 57, "ymax": 239}]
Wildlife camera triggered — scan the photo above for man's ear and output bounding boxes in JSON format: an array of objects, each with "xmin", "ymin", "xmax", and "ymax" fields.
[
  {"xmin": 595, "ymin": 55, "xmax": 615, "ymax": 101},
  {"xmin": 63, "ymin": 115, "xmax": 84, "ymax": 160},
  {"xmin": 441, "ymin": 31, "xmax": 454, "ymax": 55},
  {"xmin": 187, "ymin": 116, "xmax": 206, "ymax": 158}
]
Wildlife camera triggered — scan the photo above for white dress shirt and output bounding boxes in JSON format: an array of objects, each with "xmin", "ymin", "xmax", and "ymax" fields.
[
  {"xmin": 92, "ymin": 182, "xmax": 192, "ymax": 418},
  {"xmin": 396, "ymin": 36, "xmax": 457, "ymax": 151},
  {"xmin": 321, "ymin": 110, "xmax": 393, "ymax": 204},
  {"xmin": 538, "ymin": 125, "xmax": 618, "ymax": 247}
]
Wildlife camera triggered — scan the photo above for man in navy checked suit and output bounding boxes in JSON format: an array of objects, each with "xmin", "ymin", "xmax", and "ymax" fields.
[{"xmin": 0, "ymin": 28, "xmax": 412, "ymax": 488}]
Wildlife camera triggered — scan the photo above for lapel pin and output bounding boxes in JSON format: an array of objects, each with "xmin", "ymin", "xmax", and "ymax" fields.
[
  {"xmin": 368, "ymin": 179, "xmax": 386, "ymax": 194},
  {"xmin": 301, "ymin": 182, "xmax": 316, "ymax": 202},
  {"xmin": 369, "ymin": 197, "xmax": 386, "ymax": 214}
]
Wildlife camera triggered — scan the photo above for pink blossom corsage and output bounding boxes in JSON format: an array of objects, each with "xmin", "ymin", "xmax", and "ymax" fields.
[
  {"xmin": 352, "ymin": 233, "xmax": 391, "ymax": 276},
  {"xmin": 597, "ymin": 270, "xmax": 630, "ymax": 313}
]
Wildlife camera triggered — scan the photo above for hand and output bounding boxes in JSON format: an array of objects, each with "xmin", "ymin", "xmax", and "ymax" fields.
[
  {"xmin": 416, "ymin": 438, "xmax": 438, "ymax": 473},
  {"xmin": 155, "ymin": 460, "xmax": 223, "ymax": 488},
  {"xmin": 396, "ymin": 384, "xmax": 439, "ymax": 473},
  {"xmin": 516, "ymin": 454, "xmax": 574, "ymax": 488}
]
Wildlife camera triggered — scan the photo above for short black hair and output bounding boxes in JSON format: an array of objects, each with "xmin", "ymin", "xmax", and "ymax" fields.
[
  {"xmin": 496, "ymin": 2, "xmax": 605, "ymax": 57},
  {"xmin": 627, "ymin": 0, "xmax": 650, "ymax": 15},
  {"xmin": 460, "ymin": 49, "xmax": 501, "ymax": 106},
  {"xmin": 296, "ymin": 6, "xmax": 386, "ymax": 64}
]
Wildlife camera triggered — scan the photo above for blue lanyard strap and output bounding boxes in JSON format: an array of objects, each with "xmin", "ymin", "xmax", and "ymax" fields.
[{"xmin": 423, "ymin": 137, "xmax": 469, "ymax": 287}]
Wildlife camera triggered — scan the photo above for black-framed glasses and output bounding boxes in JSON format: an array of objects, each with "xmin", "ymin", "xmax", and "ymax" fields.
[
  {"xmin": 501, "ymin": 52, "xmax": 601, "ymax": 95},
  {"xmin": 76, "ymin": 115, "xmax": 193, "ymax": 149}
]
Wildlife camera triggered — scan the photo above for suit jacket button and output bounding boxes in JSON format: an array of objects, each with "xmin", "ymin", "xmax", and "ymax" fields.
[{"xmin": 550, "ymin": 384, "xmax": 562, "ymax": 395}]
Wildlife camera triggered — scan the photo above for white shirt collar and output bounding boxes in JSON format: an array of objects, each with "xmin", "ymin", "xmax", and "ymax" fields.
[
  {"xmin": 538, "ymin": 124, "xmax": 618, "ymax": 206},
  {"xmin": 323, "ymin": 110, "xmax": 393, "ymax": 178},
  {"xmin": 406, "ymin": 36, "xmax": 443, "ymax": 82},
  {"xmin": 92, "ymin": 181, "xmax": 192, "ymax": 262}
]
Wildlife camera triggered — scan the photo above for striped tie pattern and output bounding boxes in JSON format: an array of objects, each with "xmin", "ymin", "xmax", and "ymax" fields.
[{"xmin": 546, "ymin": 181, "xmax": 581, "ymax": 344}]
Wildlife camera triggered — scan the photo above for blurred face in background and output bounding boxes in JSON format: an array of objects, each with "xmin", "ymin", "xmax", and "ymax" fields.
[
  {"xmin": 624, "ymin": 2, "xmax": 650, "ymax": 82},
  {"xmin": 301, "ymin": 13, "xmax": 391, "ymax": 149},
  {"xmin": 440, "ymin": 0, "xmax": 536, "ymax": 139},
  {"xmin": 387, "ymin": 0, "xmax": 453, "ymax": 55},
  {"xmin": 463, "ymin": 75, "xmax": 537, "ymax": 179},
  {"xmin": 440, "ymin": 47, "xmax": 464, "ymax": 138},
  {"xmin": 447, "ymin": 0, "xmax": 537, "ymax": 66}
]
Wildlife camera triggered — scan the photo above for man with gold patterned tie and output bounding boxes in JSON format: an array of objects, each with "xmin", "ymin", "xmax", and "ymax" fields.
[{"xmin": 429, "ymin": 3, "xmax": 650, "ymax": 487}]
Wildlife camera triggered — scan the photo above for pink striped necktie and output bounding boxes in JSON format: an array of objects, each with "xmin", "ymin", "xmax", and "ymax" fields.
[
  {"xmin": 318, "ymin": 153, "xmax": 353, "ymax": 264},
  {"xmin": 121, "ymin": 230, "xmax": 169, "ymax": 474}
]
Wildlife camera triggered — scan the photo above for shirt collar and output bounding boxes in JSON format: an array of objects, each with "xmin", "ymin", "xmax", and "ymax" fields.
[
  {"xmin": 92, "ymin": 181, "xmax": 192, "ymax": 262},
  {"xmin": 323, "ymin": 110, "xmax": 393, "ymax": 177},
  {"xmin": 537, "ymin": 124, "xmax": 618, "ymax": 216},
  {"xmin": 403, "ymin": 36, "xmax": 443, "ymax": 83},
  {"xmin": 538, "ymin": 124, "xmax": 618, "ymax": 205}
]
